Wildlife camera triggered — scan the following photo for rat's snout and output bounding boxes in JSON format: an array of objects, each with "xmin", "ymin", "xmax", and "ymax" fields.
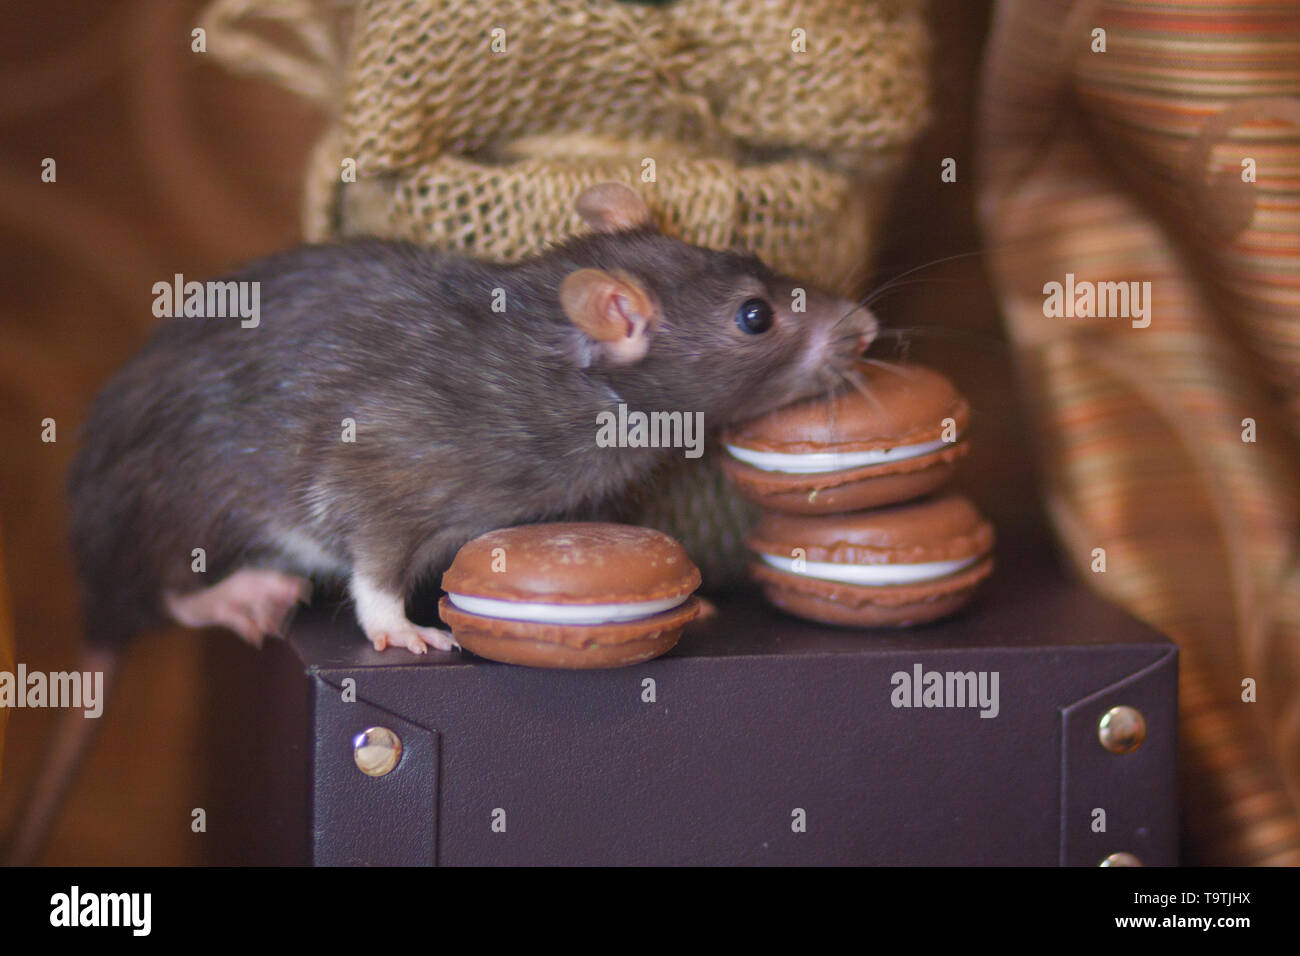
[
  {"xmin": 794, "ymin": 295, "xmax": 878, "ymax": 385},
  {"xmin": 834, "ymin": 297, "xmax": 878, "ymax": 357}
]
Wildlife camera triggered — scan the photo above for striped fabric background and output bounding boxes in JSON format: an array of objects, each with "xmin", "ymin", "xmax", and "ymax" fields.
[{"xmin": 979, "ymin": 0, "xmax": 1300, "ymax": 863}]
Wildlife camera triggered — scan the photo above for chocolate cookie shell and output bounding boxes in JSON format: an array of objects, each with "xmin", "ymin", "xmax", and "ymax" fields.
[
  {"xmin": 721, "ymin": 363, "xmax": 970, "ymax": 514},
  {"xmin": 747, "ymin": 494, "xmax": 995, "ymax": 628},
  {"xmin": 440, "ymin": 523, "xmax": 702, "ymax": 668}
]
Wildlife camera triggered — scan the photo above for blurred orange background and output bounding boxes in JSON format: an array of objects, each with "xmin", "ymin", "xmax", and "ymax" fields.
[{"xmin": 0, "ymin": 0, "xmax": 324, "ymax": 863}]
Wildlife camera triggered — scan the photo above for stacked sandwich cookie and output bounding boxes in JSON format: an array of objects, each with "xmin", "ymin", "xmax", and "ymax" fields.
[{"xmin": 722, "ymin": 362, "xmax": 995, "ymax": 627}]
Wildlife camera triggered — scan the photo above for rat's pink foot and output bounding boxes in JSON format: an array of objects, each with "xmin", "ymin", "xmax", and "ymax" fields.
[
  {"xmin": 165, "ymin": 568, "xmax": 311, "ymax": 648},
  {"xmin": 350, "ymin": 572, "xmax": 458, "ymax": 655},
  {"xmin": 366, "ymin": 621, "xmax": 456, "ymax": 654}
]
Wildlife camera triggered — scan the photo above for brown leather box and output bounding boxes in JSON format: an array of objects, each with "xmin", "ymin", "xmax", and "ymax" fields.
[{"xmin": 207, "ymin": 536, "xmax": 1177, "ymax": 867}]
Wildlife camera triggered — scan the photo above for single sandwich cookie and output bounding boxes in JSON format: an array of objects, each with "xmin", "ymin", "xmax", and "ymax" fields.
[
  {"xmin": 721, "ymin": 362, "xmax": 970, "ymax": 514},
  {"xmin": 439, "ymin": 523, "xmax": 702, "ymax": 668},
  {"xmin": 747, "ymin": 494, "xmax": 995, "ymax": 628}
]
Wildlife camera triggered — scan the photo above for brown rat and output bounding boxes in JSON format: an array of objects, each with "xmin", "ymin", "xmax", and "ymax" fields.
[
  {"xmin": 3, "ymin": 183, "xmax": 876, "ymax": 862},
  {"xmin": 67, "ymin": 182, "xmax": 876, "ymax": 655}
]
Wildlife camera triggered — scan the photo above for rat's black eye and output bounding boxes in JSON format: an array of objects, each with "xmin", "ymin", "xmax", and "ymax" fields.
[{"xmin": 736, "ymin": 298, "xmax": 774, "ymax": 335}]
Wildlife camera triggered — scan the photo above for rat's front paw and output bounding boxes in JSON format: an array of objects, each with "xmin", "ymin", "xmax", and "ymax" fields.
[
  {"xmin": 367, "ymin": 621, "xmax": 457, "ymax": 655},
  {"xmin": 165, "ymin": 567, "xmax": 311, "ymax": 648}
]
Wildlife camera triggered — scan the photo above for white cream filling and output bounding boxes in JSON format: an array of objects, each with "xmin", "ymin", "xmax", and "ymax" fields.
[
  {"xmin": 759, "ymin": 552, "xmax": 978, "ymax": 586},
  {"xmin": 726, "ymin": 437, "xmax": 954, "ymax": 474},
  {"xmin": 446, "ymin": 592, "xmax": 688, "ymax": 625}
]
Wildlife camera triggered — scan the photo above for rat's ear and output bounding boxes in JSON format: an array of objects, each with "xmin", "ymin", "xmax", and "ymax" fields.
[
  {"xmin": 560, "ymin": 268, "xmax": 660, "ymax": 365},
  {"xmin": 575, "ymin": 183, "xmax": 655, "ymax": 233}
]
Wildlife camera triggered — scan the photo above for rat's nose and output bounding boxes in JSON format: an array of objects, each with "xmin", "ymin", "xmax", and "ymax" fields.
[{"xmin": 838, "ymin": 299, "xmax": 878, "ymax": 354}]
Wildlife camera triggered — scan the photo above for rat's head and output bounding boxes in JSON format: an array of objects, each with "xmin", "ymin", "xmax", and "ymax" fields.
[{"xmin": 555, "ymin": 183, "xmax": 876, "ymax": 425}]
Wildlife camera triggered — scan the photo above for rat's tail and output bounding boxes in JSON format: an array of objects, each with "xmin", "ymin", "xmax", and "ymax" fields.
[{"xmin": 1, "ymin": 643, "xmax": 124, "ymax": 866}]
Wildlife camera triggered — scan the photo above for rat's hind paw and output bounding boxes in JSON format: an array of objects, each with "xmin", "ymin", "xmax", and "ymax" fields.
[
  {"xmin": 366, "ymin": 621, "xmax": 457, "ymax": 655},
  {"xmin": 164, "ymin": 568, "xmax": 311, "ymax": 648},
  {"xmin": 350, "ymin": 571, "xmax": 458, "ymax": 655}
]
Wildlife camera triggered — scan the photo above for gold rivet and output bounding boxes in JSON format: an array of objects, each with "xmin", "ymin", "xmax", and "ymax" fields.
[
  {"xmin": 1099, "ymin": 852, "xmax": 1143, "ymax": 867},
  {"xmin": 353, "ymin": 726, "xmax": 402, "ymax": 776},
  {"xmin": 1098, "ymin": 705, "xmax": 1147, "ymax": 754}
]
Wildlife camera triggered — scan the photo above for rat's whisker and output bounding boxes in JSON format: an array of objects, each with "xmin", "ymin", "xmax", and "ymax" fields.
[
  {"xmin": 835, "ymin": 299, "xmax": 869, "ymax": 328},
  {"xmin": 857, "ymin": 356, "xmax": 922, "ymax": 380},
  {"xmin": 833, "ymin": 250, "xmax": 983, "ymax": 327},
  {"xmin": 875, "ymin": 325, "xmax": 997, "ymax": 340},
  {"xmin": 859, "ymin": 278, "xmax": 966, "ymax": 312},
  {"xmin": 835, "ymin": 276, "xmax": 971, "ymax": 328},
  {"xmin": 830, "ymin": 329, "xmax": 870, "ymax": 347},
  {"xmin": 827, "ymin": 365, "xmax": 873, "ymax": 443},
  {"xmin": 852, "ymin": 367, "xmax": 902, "ymax": 432},
  {"xmin": 836, "ymin": 259, "xmax": 878, "ymax": 296},
  {"xmin": 861, "ymin": 251, "xmax": 983, "ymax": 299},
  {"xmin": 821, "ymin": 367, "xmax": 840, "ymax": 440},
  {"xmin": 840, "ymin": 365, "xmax": 893, "ymax": 426},
  {"xmin": 872, "ymin": 326, "xmax": 1011, "ymax": 356}
]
